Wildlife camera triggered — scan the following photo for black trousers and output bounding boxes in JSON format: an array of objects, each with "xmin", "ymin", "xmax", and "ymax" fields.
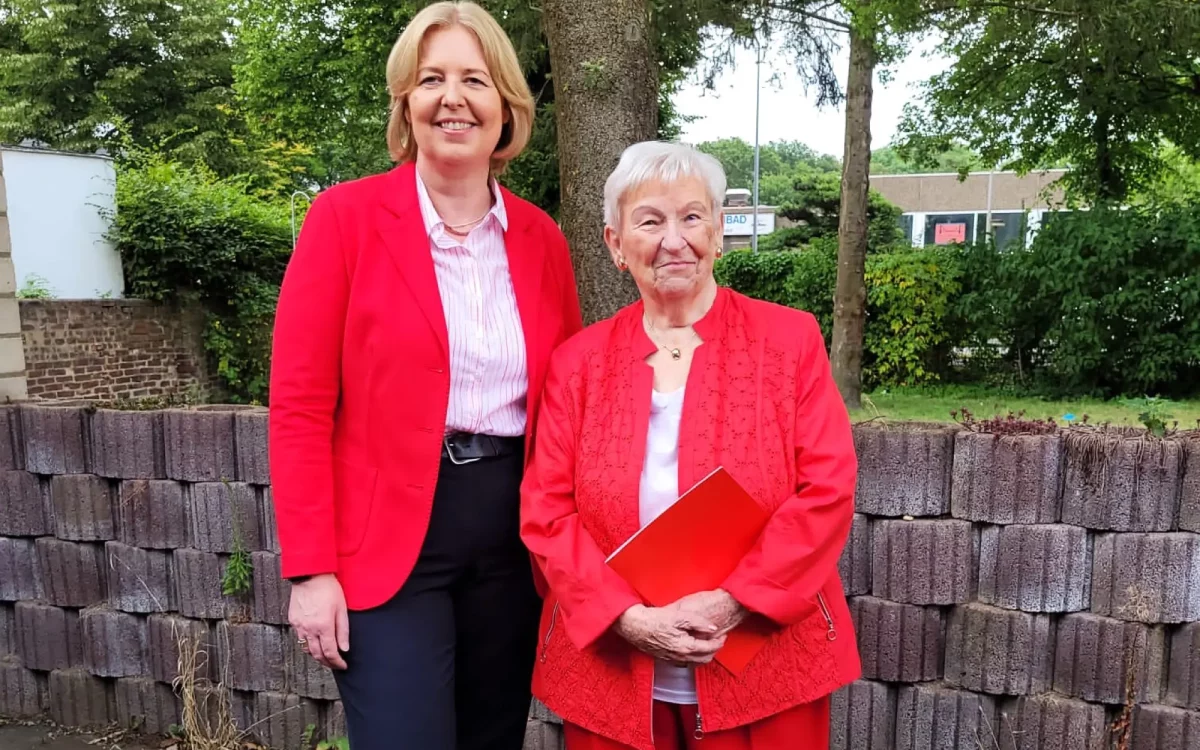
[{"xmin": 334, "ymin": 451, "xmax": 540, "ymax": 750}]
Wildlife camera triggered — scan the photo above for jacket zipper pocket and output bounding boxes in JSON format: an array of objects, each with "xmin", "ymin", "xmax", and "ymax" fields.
[
  {"xmin": 816, "ymin": 592, "xmax": 837, "ymax": 641},
  {"xmin": 539, "ymin": 602, "xmax": 560, "ymax": 663}
]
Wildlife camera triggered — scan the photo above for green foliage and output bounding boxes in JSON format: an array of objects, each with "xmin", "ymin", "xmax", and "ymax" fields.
[
  {"xmin": 894, "ymin": 0, "xmax": 1200, "ymax": 201},
  {"xmin": 221, "ymin": 545, "xmax": 253, "ymax": 597},
  {"xmin": 109, "ymin": 155, "xmax": 292, "ymax": 402},
  {"xmin": 1015, "ymin": 204, "xmax": 1200, "ymax": 397},
  {"xmin": 716, "ymin": 242, "xmax": 957, "ymax": 387},
  {"xmin": 1120, "ymin": 396, "xmax": 1177, "ymax": 437},
  {"xmin": 871, "ymin": 143, "xmax": 982, "ymax": 176},
  {"xmin": 16, "ymin": 274, "xmax": 53, "ymax": 299},
  {"xmin": 863, "ymin": 248, "xmax": 962, "ymax": 387},
  {"xmin": 773, "ymin": 171, "xmax": 903, "ymax": 252},
  {"xmin": 316, "ymin": 738, "xmax": 351, "ymax": 750}
]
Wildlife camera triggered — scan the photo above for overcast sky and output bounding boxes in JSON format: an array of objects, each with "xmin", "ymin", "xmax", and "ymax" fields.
[{"xmin": 672, "ymin": 35, "xmax": 952, "ymax": 157}]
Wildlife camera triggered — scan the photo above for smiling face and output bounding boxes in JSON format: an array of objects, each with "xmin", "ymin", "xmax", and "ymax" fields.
[
  {"xmin": 405, "ymin": 24, "xmax": 508, "ymax": 171},
  {"xmin": 604, "ymin": 175, "xmax": 723, "ymax": 304}
]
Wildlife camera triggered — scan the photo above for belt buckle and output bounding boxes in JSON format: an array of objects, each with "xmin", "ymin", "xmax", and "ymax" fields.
[{"xmin": 443, "ymin": 434, "xmax": 483, "ymax": 465}]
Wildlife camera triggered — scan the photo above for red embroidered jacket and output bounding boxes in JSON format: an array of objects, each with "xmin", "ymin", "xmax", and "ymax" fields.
[{"xmin": 520, "ymin": 287, "xmax": 861, "ymax": 750}]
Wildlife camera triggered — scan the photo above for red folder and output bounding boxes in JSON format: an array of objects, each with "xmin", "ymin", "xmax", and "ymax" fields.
[{"xmin": 606, "ymin": 466, "xmax": 775, "ymax": 674}]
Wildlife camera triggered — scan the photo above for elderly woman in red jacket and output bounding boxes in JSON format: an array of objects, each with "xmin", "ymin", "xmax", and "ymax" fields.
[{"xmin": 520, "ymin": 140, "xmax": 861, "ymax": 750}]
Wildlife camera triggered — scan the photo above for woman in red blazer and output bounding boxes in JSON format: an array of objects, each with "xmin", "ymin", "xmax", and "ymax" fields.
[
  {"xmin": 269, "ymin": 3, "xmax": 581, "ymax": 749},
  {"xmin": 519, "ymin": 141, "xmax": 861, "ymax": 750}
]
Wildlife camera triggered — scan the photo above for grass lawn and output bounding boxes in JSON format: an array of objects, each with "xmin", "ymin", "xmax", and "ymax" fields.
[{"xmin": 850, "ymin": 385, "xmax": 1200, "ymax": 429}]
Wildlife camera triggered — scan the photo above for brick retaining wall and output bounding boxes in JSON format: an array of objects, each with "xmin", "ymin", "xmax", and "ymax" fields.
[
  {"xmin": 19, "ymin": 300, "xmax": 216, "ymax": 402},
  {"xmin": 0, "ymin": 409, "xmax": 1197, "ymax": 749}
]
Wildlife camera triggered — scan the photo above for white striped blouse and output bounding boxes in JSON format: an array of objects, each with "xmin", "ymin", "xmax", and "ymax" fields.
[{"xmin": 415, "ymin": 170, "xmax": 528, "ymax": 438}]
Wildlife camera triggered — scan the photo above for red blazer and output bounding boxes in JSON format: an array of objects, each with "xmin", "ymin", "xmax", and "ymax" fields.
[
  {"xmin": 269, "ymin": 162, "xmax": 582, "ymax": 610},
  {"xmin": 519, "ymin": 287, "xmax": 861, "ymax": 749}
]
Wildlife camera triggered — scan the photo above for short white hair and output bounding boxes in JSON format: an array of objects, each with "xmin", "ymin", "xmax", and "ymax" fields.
[{"xmin": 603, "ymin": 141, "xmax": 727, "ymax": 229}]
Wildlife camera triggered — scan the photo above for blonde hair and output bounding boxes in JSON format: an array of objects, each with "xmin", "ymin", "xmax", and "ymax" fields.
[{"xmin": 385, "ymin": 1, "xmax": 534, "ymax": 174}]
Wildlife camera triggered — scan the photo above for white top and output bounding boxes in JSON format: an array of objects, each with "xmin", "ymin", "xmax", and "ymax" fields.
[
  {"xmin": 415, "ymin": 170, "xmax": 528, "ymax": 437},
  {"xmin": 638, "ymin": 386, "xmax": 696, "ymax": 704}
]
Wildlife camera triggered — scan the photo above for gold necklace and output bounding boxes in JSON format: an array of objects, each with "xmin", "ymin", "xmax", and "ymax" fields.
[
  {"xmin": 645, "ymin": 316, "xmax": 699, "ymax": 360},
  {"xmin": 444, "ymin": 207, "xmax": 491, "ymax": 232}
]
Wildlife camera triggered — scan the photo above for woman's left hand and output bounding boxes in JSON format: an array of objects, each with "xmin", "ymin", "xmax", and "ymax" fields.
[{"xmin": 674, "ymin": 589, "xmax": 747, "ymax": 637}]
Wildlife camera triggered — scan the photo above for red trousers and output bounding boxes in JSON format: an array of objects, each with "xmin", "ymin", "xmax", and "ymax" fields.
[{"xmin": 564, "ymin": 698, "xmax": 831, "ymax": 750}]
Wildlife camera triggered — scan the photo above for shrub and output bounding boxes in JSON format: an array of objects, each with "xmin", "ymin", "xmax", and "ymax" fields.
[{"xmin": 109, "ymin": 155, "xmax": 294, "ymax": 402}]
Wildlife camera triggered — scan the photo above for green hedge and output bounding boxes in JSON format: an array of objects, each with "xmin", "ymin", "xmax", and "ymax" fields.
[
  {"xmin": 109, "ymin": 156, "xmax": 294, "ymax": 402},
  {"xmin": 716, "ymin": 201, "xmax": 1200, "ymax": 397}
]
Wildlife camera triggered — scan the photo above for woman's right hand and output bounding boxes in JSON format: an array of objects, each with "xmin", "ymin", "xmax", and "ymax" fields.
[
  {"xmin": 289, "ymin": 573, "xmax": 350, "ymax": 670},
  {"xmin": 614, "ymin": 604, "xmax": 726, "ymax": 666}
]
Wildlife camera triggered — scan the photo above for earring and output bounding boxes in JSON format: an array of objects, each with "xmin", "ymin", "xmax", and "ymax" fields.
[
  {"xmin": 617, "ymin": 257, "xmax": 628, "ymax": 271},
  {"xmin": 715, "ymin": 247, "xmax": 724, "ymax": 259}
]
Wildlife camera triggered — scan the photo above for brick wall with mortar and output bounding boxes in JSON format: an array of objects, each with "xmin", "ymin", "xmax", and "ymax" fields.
[
  {"xmin": 19, "ymin": 300, "xmax": 215, "ymax": 402},
  {"xmin": 0, "ymin": 411, "xmax": 1198, "ymax": 750},
  {"xmin": 0, "ymin": 156, "xmax": 29, "ymax": 400}
]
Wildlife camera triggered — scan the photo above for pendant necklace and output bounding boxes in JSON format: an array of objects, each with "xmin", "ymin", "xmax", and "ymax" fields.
[{"xmin": 645, "ymin": 316, "xmax": 699, "ymax": 360}]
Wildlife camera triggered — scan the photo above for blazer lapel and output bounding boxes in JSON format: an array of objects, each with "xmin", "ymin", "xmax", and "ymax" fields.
[
  {"xmin": 502, "ymin": 193, "xmax": 546, "ymax": 398},
  {"xmin": 376, "ymin": 163, "xmax": 449, "ymax": 359}
]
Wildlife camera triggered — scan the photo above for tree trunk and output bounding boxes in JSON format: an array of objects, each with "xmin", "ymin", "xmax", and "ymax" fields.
[
  {"xmin": 542, "ymin": 0, "xmax": 657, "ymax": 323},
  {"xmin": 831, "ymin": 12, "xmax": 876, "ymax": 410}
]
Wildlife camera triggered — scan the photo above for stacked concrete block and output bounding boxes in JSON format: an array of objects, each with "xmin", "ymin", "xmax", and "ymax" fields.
[
  {"xmin": 1052, "ymin": 613, "xmax": 1166, "ymax": 704},
  {"xmin": 1181, "ymin": 442, "xmax": 1200, "ymax": 532},
  {"xmin": 259, "ymin": 487, "xmax": 281, "ymax": 554},
  {"xmin": 1091, "ymin": 532, "xmax": 1200, "ymax": 623},
  {"xmin": 872, "ymin": 519, "xmax": 977, "ymax": 605},
  {"xmin": 36, "ymin": 537, "xmax": 106, "ymax": 607},
  {"xmin": 147, "ymin": 614, "xmax": 213, "ymax": 684},
  {"xmin": 251, "ymin": 551, "xmax": 289, "ymax": 625},
  {"xmin": 951, "ymin": 432, "xmax": 1062, "ymax": 524},
  {"xmin": 165, "ymin": 407, "xmax": 239, "ymax": 482},
  {"xmin": 80, "ymin": 607, "xmax": 148, "ymax": 677},
  {"xmin": 0, "ymin": 655, "xmax": 46, "ymax": 717},
  {"xmin": 106, "ymin": 541, "xmax": 175, "ymax": 613},
  {"xmin": 114, "ymin": 676, "xmax": 181, "ymax": 734},
  {"xmin": 0, "ymin": 471, "xmax": 49, "ymax": 536},
  {"xmin": 0, "ymin": 414, "xmax": 1197, "ymax": 750},
  {"xmin": 1167, "ymin": 622, "xmax": 1200, "ymax": 709},
  {"xmin": 851, "ymin": 597, "xmax": 944, "ymax": 683},
  {"xmin": 854, "ymin": 424, "xmax": 956, "ymax": 517},
  {"xmin": 216, "ymin": 621, "xmax": 287, "ymax": 692},
  {"xmin": 173, "ymin": 547, "xmax": 246, "ymax": 621},
  {"xmin": 0, "ymin": 406, "xmax": 24, "ymax": 470},
  {"xmin": 14, "ymin": 601, "xmax": 83, "ymax": 671},
  {"xmin": 187, "ymin": 481, "xmax": 262, "ymax": 553},
  {"xmin": 0, "ymin": 536, "xmax": 42, "ymax": 600},
  {"xmin": 944, "ymin": 603, "xmax": 1055, "ymax": 696},
  {"xmin": 1062, "ymin": 435, "xmax": 1183, "ymax": 531},
  {"xmin": 50, "ymin": 474, "xmax": 115, "ymax": 540},
  {"xmin": 90, "ymin": 409, "xmax": 166, "ymax": 479},
  {"xmin": 839, "ymin": 513, "xmax": 872, "ymax": 596},
  {"xmin": 978, "ymin": 524, "xmax": 1090, "ymax": 612},
  {"xmin": 20, "ymin": 403, "xmax": 90, "ymax": 475},
  {"xmin": 48, "ymin": 668, "xmax": 115, "ymax": 728},
  {"xmin": 285, "ymin": 638, "xmax": 338, "ymax": 701},
  {"xmin": 523, "ymin": 719, "xmax": 565, "ymax": 750},
  {"xmin": 829, "ymin": 679, "xmax": 897, "ymax": 750},
  {"xmin": 235, "ymin": 409, "xmax": 271, "ymax": 484},
  {"xmin": 116, "ymin": 479, "xmax": 189, "ymax": 549},
  {"xmin": 995, "ymin": 694, "xmax": 1108, "ymax": 750},
  {"xmin": 895, "ymin": 683, "xmax": 999, "ymax": 750},
  {"xmin": 1128, "ymin": 703, "xmax": 1200, "ymax": 750},
  {"xmin": 249, "ymin": 691, "xmax": 324, "ymax": 750},
  {"xmin": 0, "ymin": 603, "xmax": 13, "ymax": 655}
]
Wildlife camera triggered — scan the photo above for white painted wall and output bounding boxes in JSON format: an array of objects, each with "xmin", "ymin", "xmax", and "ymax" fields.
[{"xmin": 1, "ymin": 147, "xmax": 124, "ymax": 299}]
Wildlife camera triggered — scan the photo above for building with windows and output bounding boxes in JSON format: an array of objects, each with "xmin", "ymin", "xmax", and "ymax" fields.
[
  {"xmin": 721, "ymin": 189, "xmax": 783, "ymax": 252},
  {"xmin": 870, "ymin": 168, "xmax": 1069, "ymax": 249}
]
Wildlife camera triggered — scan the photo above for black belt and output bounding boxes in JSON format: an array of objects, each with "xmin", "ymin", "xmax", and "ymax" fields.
[{"xmin": 441, "ymin": 432, "xmax": 524, "ymax": 464}]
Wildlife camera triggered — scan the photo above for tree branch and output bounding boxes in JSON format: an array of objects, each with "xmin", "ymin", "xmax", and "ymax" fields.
[{"xmin": 762, "ymin": 2, "xmax": 852, "ymax": 31}]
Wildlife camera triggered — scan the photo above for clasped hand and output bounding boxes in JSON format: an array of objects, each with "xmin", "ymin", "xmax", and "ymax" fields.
[{"xmin": 614, "ymin": 589, "xmax": 747, "ymax": 667}]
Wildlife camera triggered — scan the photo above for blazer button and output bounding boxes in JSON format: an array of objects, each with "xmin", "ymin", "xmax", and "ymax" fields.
[{"xmin": 430, "ymin": 367, "xmax": 444, "ymax": 374}]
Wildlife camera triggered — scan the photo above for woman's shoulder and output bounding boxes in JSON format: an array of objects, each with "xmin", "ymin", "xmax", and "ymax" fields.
[
  {"xmin": 721, "ymin": 287, "xmax": 824, "ymax": 348},
  {"xmin": 498, "ymin": 186, "xmax": 562, "ymax": 238},
  {"xmin": 548, "ymin": 302, "xmax": 640, "ymax": 371}
]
